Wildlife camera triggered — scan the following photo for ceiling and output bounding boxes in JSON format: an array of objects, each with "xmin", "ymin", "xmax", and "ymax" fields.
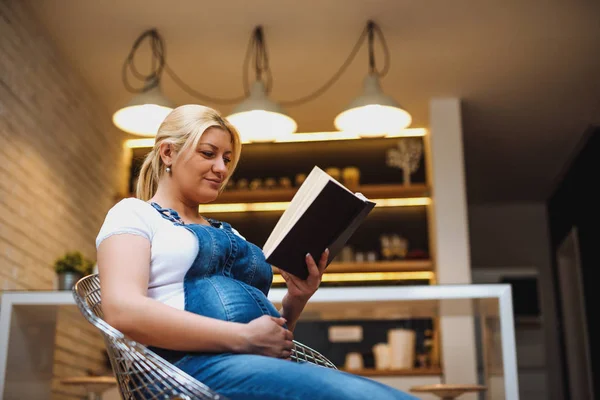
[{"xmin": 25, "ymin": 0, "xmax": 600, "ymax": 203}]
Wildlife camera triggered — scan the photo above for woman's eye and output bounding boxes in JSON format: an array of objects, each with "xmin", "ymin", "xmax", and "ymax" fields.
[
  {"xmin": 201, "ymin": 151, "xmax": 214, "ymax": 157},
  {"xmin": 224, "ymin": 158, "xmax": 232, "ymax": 165}
]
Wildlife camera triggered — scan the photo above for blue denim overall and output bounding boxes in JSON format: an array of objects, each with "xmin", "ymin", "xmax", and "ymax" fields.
[{"xmin": 148, "ymin": 203, "xmax": 417, "ymax": 400}]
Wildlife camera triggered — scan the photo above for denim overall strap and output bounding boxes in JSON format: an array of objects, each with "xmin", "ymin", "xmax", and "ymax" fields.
[
  {"xmin": 150, "ymin": 202, "xmax": 186, "ymax": 225},
  {"xmin": 150, "ymin": 202, "xmax": 222, "ymax": 228}
]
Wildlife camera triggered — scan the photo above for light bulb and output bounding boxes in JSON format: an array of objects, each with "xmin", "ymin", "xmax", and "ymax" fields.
[
  {"xmin": 113, "ymin": 81, "xmax": 174, "ymax": 136},
  {"xmin": 227, "ymin": 81, "xmax": 297, "ymax": 142},
  {"xmin": 113, "ymin": 104, "xmax": 173, "ymax": 136},
  {"xmin": 335, "ymin": 104, "xmax": 412, "ymax": 138},
  {"xmin": 335, "ymin": 73, "xmax": 411, "ymax": 137},
  {"xmin": 227, "ymin": 109, "xmax": 297, "ymax": 143}
]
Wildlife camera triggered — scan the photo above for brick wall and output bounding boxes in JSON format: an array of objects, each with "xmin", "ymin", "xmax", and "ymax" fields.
[{"xmin": 0, "ymin": 1, "xmax": 128, "ymax": 398}]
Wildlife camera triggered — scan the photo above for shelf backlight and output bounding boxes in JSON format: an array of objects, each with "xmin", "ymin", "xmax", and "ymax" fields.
[
  {"xmin": 272, "ymin": 271, "xmax": 434, "ymax": 284},
  {"xmin": 197, "ymin": 197, "xmax": 430, "ymax": 213},
  {"xmin": 124, "ymin": 128, "xmax": 427, "ymax": 149}
]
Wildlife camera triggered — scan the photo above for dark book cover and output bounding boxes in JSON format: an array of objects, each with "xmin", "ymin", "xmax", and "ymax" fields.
[{"xmin": 266, "ymin": 181, "xmax": 375, "ymax": 280}]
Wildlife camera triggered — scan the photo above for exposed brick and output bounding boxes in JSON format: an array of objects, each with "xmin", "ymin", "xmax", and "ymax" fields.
[{"xmin": 0, "ymin": 1, "xmax": 128, "ymax": 398}]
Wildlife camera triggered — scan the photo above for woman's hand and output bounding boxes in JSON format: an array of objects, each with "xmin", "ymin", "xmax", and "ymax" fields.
[
  {"xmin": 280, "ymin": 248, "xmax": 329, "ymax": 303},
  {"xmin": 278, "ymin": 249, "xmax": 328, "ymax": 331},
  {"xmin": 241, "ymin": 315, "xmax": 294, "ymax": 359}
]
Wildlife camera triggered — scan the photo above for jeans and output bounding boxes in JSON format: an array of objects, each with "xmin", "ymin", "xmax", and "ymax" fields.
[{"xmin": 175, "ymin": 352, "xmax": 419, "ymax": 400}]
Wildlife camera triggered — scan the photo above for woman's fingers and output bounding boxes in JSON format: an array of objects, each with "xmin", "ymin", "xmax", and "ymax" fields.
[
  {"xmin": 280, "ymin": 270, "xmax": 289, "ymax": 281},
  {"xmin": 318, "ymin": 248, "xmax": 329, "ymax": 273},
  {"xmin": 281, "ymin": 349, "xmax": 292, "ymax": 359},
  {"xmin": 306, "ymin": 249, "xmax": 329, "ymax": 276},
  {"xmin": 284, "ymin": 329, "xmax": 294, "ymax": 341},
  {"xmin": 305, "ymin": 253, "xmax": 320, "ymax": 276}
]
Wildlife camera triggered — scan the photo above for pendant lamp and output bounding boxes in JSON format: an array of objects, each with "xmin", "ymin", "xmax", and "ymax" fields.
[
  {"xmin": 112, "ymin": 77, "xmax": 174, "ymax": 136},
  {"xmin": 334, "ymin": 21, "xmax": 411, "ymax": 137},
  {"xmin": 227, "ymin": 81, "xmax": 297, "ymax": 142},
  {"xmin": 226, "ymin": 26, "xmax": 296, "ymax": 142}
]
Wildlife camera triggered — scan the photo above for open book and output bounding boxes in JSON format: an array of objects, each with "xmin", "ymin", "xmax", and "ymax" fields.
[{"xmin": 263, "ymin": 166, "xmax": 376, "ymax": 280}]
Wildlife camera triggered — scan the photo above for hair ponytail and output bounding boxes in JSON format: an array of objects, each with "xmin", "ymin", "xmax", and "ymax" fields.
[{"xmin": 135, "ymin": 148, "xmax": 162, "ymax": 201}]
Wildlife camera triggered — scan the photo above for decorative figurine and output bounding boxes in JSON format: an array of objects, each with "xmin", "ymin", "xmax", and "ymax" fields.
[
  {"xmin": 279, "ymin": 177, "xmax": 292, "ymax": 189},
  {"xmin": 264, "ymin": 178, "xmax": 277, "ymax": 190},
  {"xmin": 236, "ymin": 178, "xmax": 249, "ymax": 191},
  {"xmin": 380, "ymin": 234, "xmax": 393, "ymax": 261},
  {"xmin": 391, "ymin": 234, "xmax": 409, "ymax": 259},
  {"xmin": 325, "ymin": 167, "xmax": 342, "ymax": 181},
  {"xmin": 295, "ymin": 173, "xmax": 307, "ymax": 187},
  {"xmin": 342, "ymin": 167, "xmax": 360, "ymax": 188},
  {"xmin": 386, "ymin": 138, "xmax": 423, "ymax": 185},
  {"xmin": 249, "ymin": 178, "xmax": 262, "ymax": 191}
]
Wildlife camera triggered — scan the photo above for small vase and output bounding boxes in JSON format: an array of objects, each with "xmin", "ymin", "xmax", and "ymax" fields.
[
  {"xmin": 57, "ymin": 272, "xmax": 83, "ymax": 290},
  {"xmin": 342, "ymin": 167, "xmax": 360, "ymax": 189}
]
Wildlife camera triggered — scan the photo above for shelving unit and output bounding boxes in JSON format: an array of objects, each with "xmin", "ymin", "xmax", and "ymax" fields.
[
  {"xmin": 282, "ymin": 260, "xmax": 434, "ymax": 274},
  {"xmin": 342, "ymin": 367, "xmax": 443, "ymax": 377},
  {"xmin": 216, "ymin": 183, "xmax": 429, "ymax": 204},
  {"xmin": 272, "ymin": 260, "xmax": 434, "ymax": 285},
  {"xmin": 127, "ymin": 136, "xmax": 436, "ymax": 285},
  {"xmin": 213, "ymin": 182, "xmax": 434, "ymax": 285},
  {"xmin": 126, "ymin": 134, "xmax": 441, "ymax": 380}
]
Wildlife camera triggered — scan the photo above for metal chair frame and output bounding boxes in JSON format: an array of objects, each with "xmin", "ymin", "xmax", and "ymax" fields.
[{"xmin": 73, "ymin": 274, "xmax": 337, "ymax": 400}]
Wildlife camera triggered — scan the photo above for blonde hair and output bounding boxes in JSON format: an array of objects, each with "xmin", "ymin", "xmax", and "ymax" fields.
[{"xmin": 136, "ymin": 104, "xmax": 242, "ymax": 201}]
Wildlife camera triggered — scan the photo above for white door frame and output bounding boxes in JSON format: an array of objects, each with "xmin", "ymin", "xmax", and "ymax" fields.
[{"xmin": 556, "ymin": 227, "xmax": 594, "ymax": 400}]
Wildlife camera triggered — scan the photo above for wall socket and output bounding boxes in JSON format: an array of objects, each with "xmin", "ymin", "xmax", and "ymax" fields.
[{"xmin": 328, "ymin": 325, "xmax": 363, "ymax": 343}]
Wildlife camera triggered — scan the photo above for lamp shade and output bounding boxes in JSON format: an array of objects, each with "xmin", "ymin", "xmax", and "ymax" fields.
[
  {"xmin": 112, "ymin": 82, "xmax": 175, "ymax": 136},
  {"xmin": 226, "ymin": 81, "xmax": 297, "ymax": 143},
  {"xmin": 334, "ymin": 73, "xmax": 411, "ymax": 138}
]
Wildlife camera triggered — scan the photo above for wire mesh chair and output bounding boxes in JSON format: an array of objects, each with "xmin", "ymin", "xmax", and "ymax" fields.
[{"xmin": 73, "ymin": 274, "xmax": 337, "ymax": 400}]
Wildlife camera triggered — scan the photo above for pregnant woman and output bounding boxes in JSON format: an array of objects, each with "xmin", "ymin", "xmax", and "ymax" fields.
[{"xmin": 96, "ymin": 104, "xmax": 417, "ymax": 400}]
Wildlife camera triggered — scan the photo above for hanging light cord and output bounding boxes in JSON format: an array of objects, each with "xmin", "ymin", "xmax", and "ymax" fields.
[
  {"xmin": 280, "ymin": 20, "xmax": 390, "ymax": 106},
  {"xmin": 247, "ymin": 26, "xmax": 273, "ymax": 94},
  {"xmin": 121, "ymin": 29, "xmax": 248, "ymax": 104},
  {"xmin": 121, "ymin": 21, "xmax": 390, "ymax": 106},
  {"xmin": 121, "ymin": 29, "xmax": 165, "ymax": 93},
  {"xmin": 367, "ymin": 20, "xmax": 390, "ymax": 77}
]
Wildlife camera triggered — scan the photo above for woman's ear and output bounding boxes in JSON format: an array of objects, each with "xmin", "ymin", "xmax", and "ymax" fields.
[{"xmin": 158, "ymin": 142, "xmax": 175, "ymax": 167}]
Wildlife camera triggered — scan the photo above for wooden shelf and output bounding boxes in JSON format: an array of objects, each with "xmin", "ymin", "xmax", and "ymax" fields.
[
  {"xmin": 217, "ymin": 183, "xmax": 429, "ymax": 204},
  {"xmin": 273, "ymin": 260, "xmax": 433, "ymax": 274},
  {"xmin": 341, "ymin": 367, "xmax": 442, "ymax": 377}
]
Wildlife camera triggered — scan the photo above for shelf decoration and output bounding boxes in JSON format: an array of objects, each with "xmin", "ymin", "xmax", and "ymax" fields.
[{"xmin": 386, "ymin": 138, "xmax": 423, "ymax": 185}]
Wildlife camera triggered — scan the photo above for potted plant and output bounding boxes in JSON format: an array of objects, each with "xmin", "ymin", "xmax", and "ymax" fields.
[{"xmin": 54, "ymin": 251, "xmax": 95, "ymax": 290}]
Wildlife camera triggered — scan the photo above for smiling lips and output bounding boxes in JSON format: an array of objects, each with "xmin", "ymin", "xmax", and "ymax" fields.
[{"xmin": 205, "ymin": 178, "xmax": 222, "ymax": 188}]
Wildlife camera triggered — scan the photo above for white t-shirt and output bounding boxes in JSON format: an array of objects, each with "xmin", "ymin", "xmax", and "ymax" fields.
[{"xmin": 95, "ymin": 197, "xmax": 244, "ymax": 311}]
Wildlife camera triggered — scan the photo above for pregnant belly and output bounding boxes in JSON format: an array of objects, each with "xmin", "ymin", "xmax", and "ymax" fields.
[{"xmin": 184, "ymin": 275, "xmax": 280, "ymax": 323}]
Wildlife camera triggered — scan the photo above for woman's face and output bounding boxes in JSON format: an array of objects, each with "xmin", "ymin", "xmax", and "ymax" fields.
[{"xmin": 173, "ymin": 127, "xmax": 233, "ymax": 204}]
